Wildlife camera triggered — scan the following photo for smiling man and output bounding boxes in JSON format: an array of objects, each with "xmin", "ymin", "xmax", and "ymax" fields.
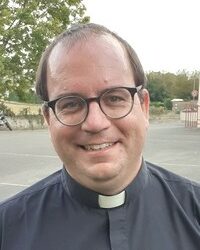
[
  {"xmin": 0, "ymin": 23, "xmax": 200, "ymax": 250},
  {"xmin": 44, "ymin": 31, "xmax": 149, "ymax": 196}
]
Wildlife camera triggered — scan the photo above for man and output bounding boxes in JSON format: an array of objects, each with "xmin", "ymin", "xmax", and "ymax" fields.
[{"xmin": 0, "ymin": 23, "xmax": 200, "ymax": 249}]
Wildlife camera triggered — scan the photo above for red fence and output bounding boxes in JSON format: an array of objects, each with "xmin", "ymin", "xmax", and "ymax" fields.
[{"xmin": 183, "ymin": 103, "xmax": 198, "ymax": 128}]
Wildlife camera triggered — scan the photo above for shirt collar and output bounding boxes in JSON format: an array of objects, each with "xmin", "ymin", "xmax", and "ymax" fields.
[{"xmin": 61, "ymin": 160, "xmax": 149, "ymax": 209}]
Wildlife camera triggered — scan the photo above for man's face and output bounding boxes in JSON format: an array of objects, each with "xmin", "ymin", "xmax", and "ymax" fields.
[{"xmin": 45, "ymin": 35, "xmax": 149, "ymax": 195}]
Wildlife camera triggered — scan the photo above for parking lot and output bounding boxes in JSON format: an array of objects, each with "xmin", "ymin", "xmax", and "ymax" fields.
[{"xmin": 0, "ymin": 120, "xmax": 200, "ymax": 201}]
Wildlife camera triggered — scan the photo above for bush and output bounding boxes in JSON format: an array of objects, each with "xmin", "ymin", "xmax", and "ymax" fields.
[
  {"xmin": 164, "ymin": 98, "xmax": 172, "ymax": 110},
  {"xmin": 150, "ymin": 106, "xmax": 166, "ymax": 115},
  {"xmin": 151, "ymin": 101, "xmax": 164, "ymax": 108}
]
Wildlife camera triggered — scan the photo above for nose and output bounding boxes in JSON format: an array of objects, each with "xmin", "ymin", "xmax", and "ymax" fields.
[{"xmin": 81, "ymin": 101, "xmax": 111, "ymax": 133}]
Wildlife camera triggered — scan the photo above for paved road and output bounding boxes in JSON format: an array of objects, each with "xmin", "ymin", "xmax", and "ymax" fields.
[{"xmin": 0, "ymin": 121, "xmax": 200, "ymax": 201}]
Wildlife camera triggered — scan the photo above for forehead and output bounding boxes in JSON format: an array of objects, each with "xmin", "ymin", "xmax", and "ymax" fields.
[
  {"xmin": 48, "ymin": 34, "xmax": 130, "ymax": 71},
  {"xmin": 47, "ymin": 34, "xmax": 134, "ymax": 98}
]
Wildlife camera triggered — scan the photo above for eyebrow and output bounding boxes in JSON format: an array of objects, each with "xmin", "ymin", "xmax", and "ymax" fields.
[
  {"xmin": 54, "ymin": 92, "xmax": 83, "ymax": 99},
  {"xmin": 51, "ymin": 84, "xmax": 137, "ymax": 101}
]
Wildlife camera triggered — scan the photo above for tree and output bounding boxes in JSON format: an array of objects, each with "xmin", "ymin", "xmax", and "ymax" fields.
[
  {"xmin": 173, "ymin": 71, "xmax": 193, "ymax": 100},
  {"xmin": 146, "ymin": 72, "xmax": 170, "ymax": 102},
  {"xmin": 0, "ymin": 0, "xmax": 89, "ymax": 102},
  {"xmin": 146, "ymin": 71, "xmax": 199, "ymax": 104}
]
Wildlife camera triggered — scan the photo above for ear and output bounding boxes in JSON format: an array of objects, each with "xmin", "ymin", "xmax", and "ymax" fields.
[
  {"xmin": 140, "ymin": 89, "xmax": 150, "ymax": 120},
  {"xmin": 42, "ymin": 105, "xmax": 50, "ymax": 126}
]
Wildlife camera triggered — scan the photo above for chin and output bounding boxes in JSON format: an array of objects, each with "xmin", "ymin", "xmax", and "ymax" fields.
[{"xmin": 87, "ymin": 163, "xmax": 121, "ymax": 182}]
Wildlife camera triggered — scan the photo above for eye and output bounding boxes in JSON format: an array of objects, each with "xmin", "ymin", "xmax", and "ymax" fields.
[
  {"xmin": 57, "ymin": 97, "xmax": 85, "ymax": 113},
  {"xmin": 102, "ymin": 89, "xmax": 129, "ymax": 106},
  {"xmin": 64, "ymin": 100, "xmax": 79, "ymax": 109},
  {"xmin": 107, "ymin": 95, "xmax": 125, "ymax": 103}
]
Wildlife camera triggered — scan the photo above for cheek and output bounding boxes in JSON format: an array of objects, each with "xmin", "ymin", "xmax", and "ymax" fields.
[
  {"xmin": 118, "ymin": 113, "xmax": 148, "ymax": 147},
  {"xmin": 131, "ymin": 105, "xmax": 149, "ymax": 135},
  {"xmin": 48, "ymin": 121, "xmax": 72, "ymax": 152}
]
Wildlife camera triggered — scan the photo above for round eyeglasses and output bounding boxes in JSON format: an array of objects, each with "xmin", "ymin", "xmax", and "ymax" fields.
[{"xmin": 43, "ymin": 85, "xmax": 143, "ymax": 126}]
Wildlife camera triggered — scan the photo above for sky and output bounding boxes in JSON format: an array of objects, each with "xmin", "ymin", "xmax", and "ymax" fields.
[{"xmin": 83, "ymin": 0, "xmax": 200, "ymax": 74}]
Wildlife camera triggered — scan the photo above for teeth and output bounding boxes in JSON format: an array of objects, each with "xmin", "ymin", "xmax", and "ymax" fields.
[{"xmin": 84, "ymin": 143, "xmax": 114, "ymax": 151}]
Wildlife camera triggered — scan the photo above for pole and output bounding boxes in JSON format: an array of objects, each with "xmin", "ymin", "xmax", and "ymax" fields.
[
  {"xmin": 197, "ymin": 75, "xmax": 200, "ymax": 128},
  {"xmin": 193, "ymin": 78, "xmax": 195, "ymax": 101}
]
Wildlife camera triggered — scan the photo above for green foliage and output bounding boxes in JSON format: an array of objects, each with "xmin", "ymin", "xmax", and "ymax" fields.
[
  {"xmin": 151, "ymin": 101, "xmax": 164, "ymax": 108},
  {"xmin": 0, "ymin": 0, "xmax": 90, "ymax": 102},
  {"xmin": 146, "ymin": 71, "xmax": 199, "ymax": 103},
  {"xmin": 163, "ymin": 98, "xmax": 172, "ymax": 110},
  {"xmin": 172, "ymin": 72, "xmax": 193, "ymax": 100},
  {"xmin": 147, "ymin": 72, "xmax": 170, "ymax": 102}
]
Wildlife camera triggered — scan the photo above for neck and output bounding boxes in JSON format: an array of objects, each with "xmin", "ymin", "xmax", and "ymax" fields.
[{"xmin": 72, "ymin": 156, "xmax": 143, "ymax": 195}]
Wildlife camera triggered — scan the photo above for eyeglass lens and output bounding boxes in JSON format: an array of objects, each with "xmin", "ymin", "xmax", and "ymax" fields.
[{"xmin": 54, "ymin": 87, "xmax": 134, "ymax": 126}]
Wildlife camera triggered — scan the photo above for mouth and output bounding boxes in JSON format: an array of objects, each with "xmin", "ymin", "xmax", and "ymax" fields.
[{"xmin": 80, "ymin": 142, "xmax": 116, "ymax": 151}]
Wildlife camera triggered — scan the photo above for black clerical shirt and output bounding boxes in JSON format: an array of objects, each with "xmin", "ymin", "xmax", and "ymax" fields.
[{"xmin": 0, "ymin": 161, "xmax": 200, "ymax": 250}]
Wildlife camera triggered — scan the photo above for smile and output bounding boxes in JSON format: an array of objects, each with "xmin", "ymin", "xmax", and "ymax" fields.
[{"xmin": 82, "ymin": 142, "xmax": 115, "ymax": 151}]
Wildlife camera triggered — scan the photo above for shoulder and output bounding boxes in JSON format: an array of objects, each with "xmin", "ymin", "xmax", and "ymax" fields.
[
  {"xmin": 0, "ymin": 169, "xmax": 62, "ymax": 212},
  {"xmin": 145, "ymin": 161, "xmax": 200, "ymax": 217},
  {"xmin": 145, "ymin": 161, "xmax": 200, "ymax": 190},
  {"xmin": 145, "ymin": 160, "xmax": 200, "ymax": 208}
]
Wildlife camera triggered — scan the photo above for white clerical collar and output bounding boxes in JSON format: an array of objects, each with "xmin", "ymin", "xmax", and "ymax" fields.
[
  {"xmin": 62, "ymin": 160, "xmax": 148, "ymax": 209},
  {"xmin": 98, "ymin": 190, "xmax": 126, "ymax": 208}
]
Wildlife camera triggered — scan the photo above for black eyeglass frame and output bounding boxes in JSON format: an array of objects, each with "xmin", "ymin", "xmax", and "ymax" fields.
[{"xmin": 43, "ymin": 85, "xmax": 143, "ymax": 126}]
